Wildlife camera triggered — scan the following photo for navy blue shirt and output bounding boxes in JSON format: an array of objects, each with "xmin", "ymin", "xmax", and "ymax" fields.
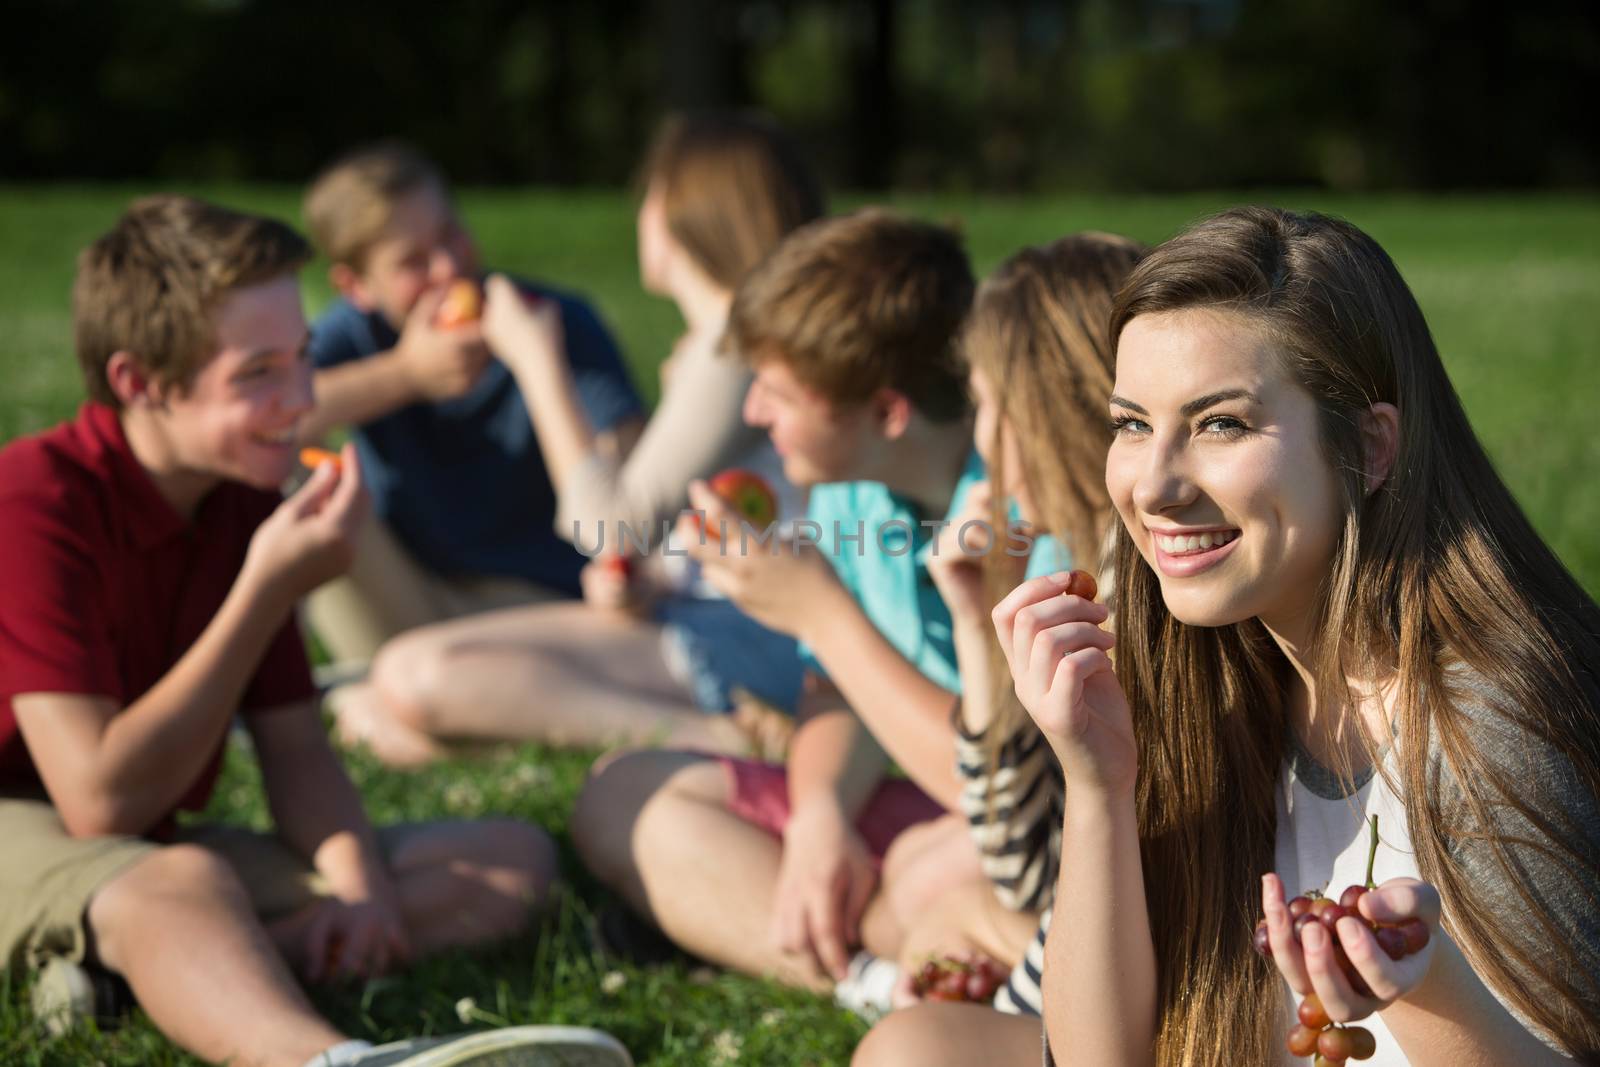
[{"xmin": 308, "ymin": 281, "xmax": 642, "ymax": 596}]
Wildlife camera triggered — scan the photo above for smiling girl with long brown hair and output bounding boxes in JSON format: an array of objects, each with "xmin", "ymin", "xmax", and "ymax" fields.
[{"xmin": 996, "ymin": 207, "xmax": 1600, "ymax": 1065}]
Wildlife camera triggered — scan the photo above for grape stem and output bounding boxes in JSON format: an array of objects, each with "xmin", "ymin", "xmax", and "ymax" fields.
[{"xmin": 1364, "ymin": 813, "xmax": 1379, "ymax": 889}]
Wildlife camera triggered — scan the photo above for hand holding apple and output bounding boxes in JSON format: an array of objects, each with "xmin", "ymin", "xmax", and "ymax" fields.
[
  {"xmin": 691, "ymin": 468, "xmax": 780, "ymax": 538},
  {"xmin": 677, "ymin": 478, "xmax": 843, "ymax": 639},
  {"xmin": 395, "ymin": 284, "xmax": 490, "ymax": 401}
]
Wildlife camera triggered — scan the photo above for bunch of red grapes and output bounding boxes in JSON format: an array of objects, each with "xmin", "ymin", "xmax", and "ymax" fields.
[
  {"xmin": 910, "ymin": 956, "xmax": 1007, "ymax": 1004},
  {"xmin": 1253, "ymin": 816, "xmax": 1430, "ymax": 1064}
]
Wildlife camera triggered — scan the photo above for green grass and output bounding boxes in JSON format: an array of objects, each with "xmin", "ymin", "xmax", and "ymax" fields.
[
  {"xmin": 1, "ymin": 741, "xmax": 868, "ymax": 1066},
  {"xmin": 1, "ymin": 187, "xmax": 1597, "ymax": 1064}
]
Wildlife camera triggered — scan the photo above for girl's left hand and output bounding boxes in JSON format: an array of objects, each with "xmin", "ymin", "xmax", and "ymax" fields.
[{"xmin": 1262, "ymin": 872, "xmax": 1442, "ymax": 1021}]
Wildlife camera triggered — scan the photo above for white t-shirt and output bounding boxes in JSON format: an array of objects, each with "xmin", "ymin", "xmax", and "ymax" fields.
[
  {"xmin": 1272, "ymin": 723, "xmax": 1568, "ymax": 1065},
  {"xmin": 1274, "ymin": 740, "xmax": 1417, "ymax": 1066},
  {"xmin": 1042, "ymin": 672, "xmax": 1599, "ymax": 1067}
]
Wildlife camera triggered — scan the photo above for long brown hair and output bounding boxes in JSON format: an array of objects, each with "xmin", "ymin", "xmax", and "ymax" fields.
[
  {"xmin": 638, "ymin": 112, "xmax": 825, "ymax": 291},
  {"xmin": 960, "ymin": 233, "xmax": 1145, "ymax": 769},
  {"xmin": 1109, "ymin": 207, "xmax": 1600, "ymax": 1064}
]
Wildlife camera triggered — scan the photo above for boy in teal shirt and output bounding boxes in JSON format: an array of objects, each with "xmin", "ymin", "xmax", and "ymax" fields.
[{"xmin": 574, "ymin": 209, "xmax": 994, "ymax": 997}]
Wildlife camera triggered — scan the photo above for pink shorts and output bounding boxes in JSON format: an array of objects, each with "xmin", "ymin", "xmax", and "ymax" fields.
[{"xmin": 717, "ymin": 756, "xmax": 947, "ymax": 862}]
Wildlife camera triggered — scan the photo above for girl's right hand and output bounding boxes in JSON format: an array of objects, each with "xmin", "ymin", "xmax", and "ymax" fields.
[{"xmin": 991, "ymin": 572, "xmax": 1134, "ymax": 795}]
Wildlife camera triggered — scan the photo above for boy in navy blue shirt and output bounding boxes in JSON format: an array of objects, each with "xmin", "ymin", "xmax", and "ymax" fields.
[{"xmin": 298, "ymin": 142, "xmax": 644, "ymax": 668}]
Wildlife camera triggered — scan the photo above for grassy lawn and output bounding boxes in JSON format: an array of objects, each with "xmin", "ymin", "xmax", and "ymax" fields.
[{"xmin": 1, "ymin": 187, "xmax": 1597, "ymax": 1064}]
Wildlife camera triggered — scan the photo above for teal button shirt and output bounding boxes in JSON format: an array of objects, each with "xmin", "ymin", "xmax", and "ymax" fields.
[{"xmin": 796, "ymin": 450, "xmax": 990, "ymax": 694}]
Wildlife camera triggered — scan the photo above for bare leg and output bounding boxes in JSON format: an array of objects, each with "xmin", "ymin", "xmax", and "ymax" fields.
[
  {"xmin": 572, "ymin": 749, "xmax": 836, "ymax": 991},
  {"xmin": 87, "ymin": 845, "xmax": 346, "ymax": 1067},
  {"xmin": 339, "ymin": 603, "xmax": 752, "ymax": 765},
  {"xmin": 384, "ymin": 818, "xmax": 558, "ymax": 954},
  {"xmin": 894, "ymin": 877, "xmax": 1040, "ymax": 973},
  {"xmin": 851, "ymin": 1002, "xmax": 1043, "ymax": 1067},
  {"xmin": 862, "ymin": 814, "xmax": 990, "ymax": 960},
  {"xmin": 302, "ymin": 515, "xmax": 560, "ymax": 668},
  {"xmin": 266, "ymin": 819, "xmax": 559, "ymax": 974}
]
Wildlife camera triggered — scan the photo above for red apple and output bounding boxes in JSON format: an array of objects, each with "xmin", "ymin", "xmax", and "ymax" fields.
[
  {"xmin": 435, "ymin": 278, "xmax": 483, "ymax": 328},
  {"xmin": 695, "ymin": 468, "xmax": 778, "ymax": 539}
]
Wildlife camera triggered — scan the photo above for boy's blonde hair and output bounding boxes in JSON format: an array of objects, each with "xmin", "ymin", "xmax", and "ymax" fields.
[
  {"xmin": 73, "ymin": 195, "xmax": 311, "ymax": 407},
  {"xmin": 303, "ymin": 141, "xmax": 447, "ymax": 268},
  {"xmin": 726, "ymin": 208, "xmax": 973, "ymax": 421}
]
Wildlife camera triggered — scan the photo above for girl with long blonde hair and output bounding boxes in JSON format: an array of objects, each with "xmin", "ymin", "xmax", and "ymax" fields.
[{"xmin": 852, "ymin": 231, "xmax": 1144, "ymax": 1062}]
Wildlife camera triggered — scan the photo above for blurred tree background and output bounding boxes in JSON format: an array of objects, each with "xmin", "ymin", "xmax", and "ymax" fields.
[{"xmin": 3, "ymin": 0, "xmax": 1595, "ymax": 190}]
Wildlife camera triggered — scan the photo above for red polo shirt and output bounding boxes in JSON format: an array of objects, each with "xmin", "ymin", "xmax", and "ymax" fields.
[{"xmin": 0, "ymin": 403, "xmax": 315, "ymax": 837}]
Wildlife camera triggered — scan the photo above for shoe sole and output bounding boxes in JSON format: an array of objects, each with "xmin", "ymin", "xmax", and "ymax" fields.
[{"xmin": 399, "ymin": 1027, "xmax": 633, "ymax": 1067}]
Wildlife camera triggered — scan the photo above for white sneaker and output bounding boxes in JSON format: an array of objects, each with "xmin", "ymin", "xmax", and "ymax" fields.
[
  {"xmin": 350, "ymin": 1026, "xmax": 633, "ymax": 1066},
  {"xmin": 30, "ymin": 956, "xmax": 134, "ymax": 1036},
  {"xmin": 833, "ymin": 952, "xmax": 901, "ymax": 1022}
]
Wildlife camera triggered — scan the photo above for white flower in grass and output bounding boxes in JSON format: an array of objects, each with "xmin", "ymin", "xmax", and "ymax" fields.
[
  {"xmin": 443, "ymin": 780, "xmax": 483, "ymax": 811},
  {"xmin": 510, "ymin": 762, "xmax": 552, "ymax": 788},
  {"xmin": 600, "ymin": 970, "xmax": 627, "ymax": 995},
  {"xmin": 710, "ymin": 1029, "xmax": 743, "ymax": 1062},
  {"xmin": 760, "ymin": 1009, "xmax": 785, "ymax": 1027},
  {"xmin": 454, "ymin": 996, "xmax": 510, "ymax": 1027}
]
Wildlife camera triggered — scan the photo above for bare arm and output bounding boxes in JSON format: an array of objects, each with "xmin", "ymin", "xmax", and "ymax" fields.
[
  {"xmin": 950, "ymin": 617, "xmax": 1003, "ymax": 734},
  {"xmin": 798, "ymin": 588, "xmax": 965, "ymax": 810},
  {"xmin": 14, "ymin": 570, "xmax": 297, "ymax": 836},
  {"xmin": 504, "ymin": 341, "xmax": 594, "ymax": 494},
  {"xmin": 554, "ymin": 333, "xmax": 760, "ymax": 536},
  {"xmin": 684, "ymin": 481, "xmax": 967, "ymax": 811},
  {"xmin": 481, "ymin": 275, "xmax": 649, "ymax": 496},
  {"xmin": 1380, "ymin": 927, "xmax": 1575, "ymax": 1065},
  {"xmin": 1042, "ymin": 788, "xmax": 1157, "ymax": 1067},
  {"xmin": 13, "ymin": 454, "xmax": 366, "ymax": 838},
  {"xmin": 995, "ymin": 573, "xmax": 1157, "ymax": 1066},
  {"xmin": 774, "ymin": 679, "xmax": 891, "ymax": 980},
  {"xmin": 300, "ymin": 352, "xmax": 421, "ymax": 442},
  {"xmin": 252, "ymin": 704, "xmax": 388, "ymax": 899},
  {"xmin": 786, "ymin": 680, "xmax": 891, "ymax": 822},
  {"xmin": 298, "ymin": 288, "xmax": 490, "ymax": 445}
]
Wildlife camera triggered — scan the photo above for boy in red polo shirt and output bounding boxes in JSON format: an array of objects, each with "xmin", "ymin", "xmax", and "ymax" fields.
[{"xmin": 0, "ymin": 197, "xmax": 631, "ymax": 1067}]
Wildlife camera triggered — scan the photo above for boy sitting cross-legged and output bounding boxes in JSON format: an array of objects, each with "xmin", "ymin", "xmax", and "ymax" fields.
[
  {"xmin": 296, "ymin": 142, "xmax": 645, "ymax": 678},
  {"xmin": 573, "ymin": 209, "xmax": 995, "ymax": 1009},
  {"xmin": 0, "ymin": 196, "xmax": 630, "ymax": 1067}
]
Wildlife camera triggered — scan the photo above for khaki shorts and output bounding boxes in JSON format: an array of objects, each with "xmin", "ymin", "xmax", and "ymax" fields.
[
  {"xmin": 304, "ymin": 516, "xmax": 565, "ymax": 667},
  {"xmin": 0, "ymin": 793, "xmax": 427, "ymax": 974}
]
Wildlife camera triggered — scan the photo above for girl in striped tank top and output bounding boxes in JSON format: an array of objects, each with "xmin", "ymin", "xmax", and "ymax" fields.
[{"xmin": 853, "ymin": 231, "xmax": 1144, "ymax": 1065}]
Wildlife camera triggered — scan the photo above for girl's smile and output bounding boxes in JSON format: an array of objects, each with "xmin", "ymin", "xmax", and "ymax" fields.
[{"xmin": 1106, "ymin": 307, "xmax": 1344, "ymax": 635}]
